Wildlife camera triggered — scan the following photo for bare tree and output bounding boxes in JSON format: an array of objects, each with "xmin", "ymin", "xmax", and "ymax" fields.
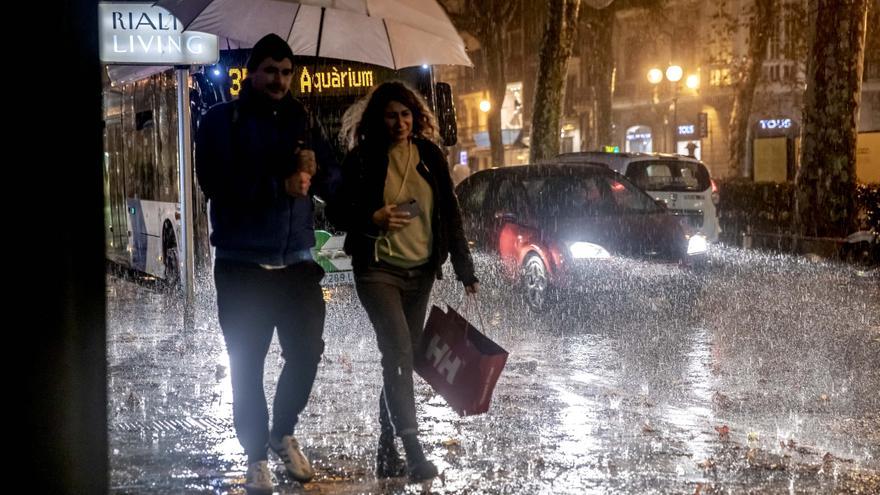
[
  {"xmin": 759, "ymin": 2, "xmax": 810, "ymax": 103},
  {"xmin": 576, "ymin": 5, "xmax": 615, "ymax": 150},
  {"xmin": 442, "ymin": 0, "xmax": 519, "ymax": 168},
  {"xmin": 795, "ymin": 0, "xmax": 870, "ymax": 238},
  {"xmin": 576, "ymin": 0, "xmax": 665, "ymax": 151},
  {"xmin": 727, "ymin": 0, "xmax": 776, "ymax": 177},
  {"xmin": 530, "ymin": 0, "xmax": 582, "ymax": 163}
]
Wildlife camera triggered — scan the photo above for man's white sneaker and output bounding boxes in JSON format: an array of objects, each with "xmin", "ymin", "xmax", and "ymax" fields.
[
  {"xmin": 244, "ymin": 460, "xmax": 274, "ymax": 492},
  {"xmin": 269, "ymin": 435, "xmax": 315, "ymax": 482}
]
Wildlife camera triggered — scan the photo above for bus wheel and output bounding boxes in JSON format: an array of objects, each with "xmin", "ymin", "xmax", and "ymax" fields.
[{"xmin": 163, "ymin": 234, "xmax": 180, "ymax": 289}]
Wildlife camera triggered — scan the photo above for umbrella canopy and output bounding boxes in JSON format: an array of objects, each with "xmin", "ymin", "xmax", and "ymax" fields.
[{"xmin": 155, "ymin": 0, "xmax": 472, "ymax": 69}]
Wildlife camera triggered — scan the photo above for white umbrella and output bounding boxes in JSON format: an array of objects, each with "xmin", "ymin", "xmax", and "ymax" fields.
[{"xmin": 155, "ymin": 0, "xmax": 472, "ymax": 69}]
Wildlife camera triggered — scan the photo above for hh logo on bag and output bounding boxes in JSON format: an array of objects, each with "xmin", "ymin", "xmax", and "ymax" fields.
[{"xmin": 424, "ymin": 334, "xmax": 465, "ymax": 385}]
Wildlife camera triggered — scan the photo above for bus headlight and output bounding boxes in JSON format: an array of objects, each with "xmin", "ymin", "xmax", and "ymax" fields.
[{"xmin": 687, "ymin": 234, "xmax": 708, "ymax": 255}]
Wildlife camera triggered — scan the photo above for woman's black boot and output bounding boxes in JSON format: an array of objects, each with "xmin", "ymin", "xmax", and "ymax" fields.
[
  {"xmin": 376, "ymin": 432, "xmax": 407, "ymax": 478},
  {"xmin": 376, "ymin": 390, "xmax": 406, "ymax": 478},
  {"xmin": 402, "ymin": 434, "xmax": 438, "ymax": 482}
]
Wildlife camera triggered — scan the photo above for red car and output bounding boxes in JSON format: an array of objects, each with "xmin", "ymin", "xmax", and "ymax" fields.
[{"xmin": 454, "ymin": 163, "xmax": 708, "ymax": 311}]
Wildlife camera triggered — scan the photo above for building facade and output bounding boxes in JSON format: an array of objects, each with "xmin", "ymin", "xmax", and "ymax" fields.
[{"xmin": 439, "ymin": 0, "xmax": 879, "ymax": 181}]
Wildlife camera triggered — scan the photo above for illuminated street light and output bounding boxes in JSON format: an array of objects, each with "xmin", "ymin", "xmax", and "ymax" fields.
[
  {"xmin": 647, "ymin": 68, "xmax": 663, "ymax": 85},
  {"xmin": 686, "ymin": 74, "xmax": 700, "ymax": 90},
  {"xmin": 479, "ymin": 99, "xmax": 491, "ymax": 113},
  {"xmin": 665, "ymin": 65, "xmax": 683, "ymax": 83}
]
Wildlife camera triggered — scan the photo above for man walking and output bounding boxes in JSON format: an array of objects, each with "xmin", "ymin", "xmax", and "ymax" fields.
[{"xmin": 195, "ymin": 33, "xmax": 338, "ymax": 491}]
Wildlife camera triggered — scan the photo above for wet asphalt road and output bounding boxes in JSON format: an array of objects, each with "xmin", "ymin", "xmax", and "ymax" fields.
[{"xmin": 108, "ymin": 246, "xmax": 880, "ymax": 494}]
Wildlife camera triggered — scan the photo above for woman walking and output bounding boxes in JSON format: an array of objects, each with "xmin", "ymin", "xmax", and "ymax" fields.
[{"xmin": 327, "ymin": 81, "xmax": 479, "ymax": 483}]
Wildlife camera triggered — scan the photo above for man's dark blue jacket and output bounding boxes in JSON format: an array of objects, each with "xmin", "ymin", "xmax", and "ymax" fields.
[{"xmin": 195, "ymin": 80, "xmax": 339, "ymax": 266}]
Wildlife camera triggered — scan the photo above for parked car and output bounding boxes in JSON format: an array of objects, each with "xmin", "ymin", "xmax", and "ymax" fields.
[
  {"xmin": 455, "ymin": 162, "xmax": 708, "ymax": 311},
  {"xmin": 556, "ymin": 151, "xmax": 721, "ymax": 242}
]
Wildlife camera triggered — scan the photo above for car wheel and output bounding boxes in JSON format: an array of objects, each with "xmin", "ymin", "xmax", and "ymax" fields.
[{"xmin": 522, "ymin": 255, "xmax": 550, "ymax": 312}]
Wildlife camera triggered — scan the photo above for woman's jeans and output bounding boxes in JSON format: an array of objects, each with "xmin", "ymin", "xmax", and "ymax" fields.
[{"xmin": 355, "ymin": 262, "xmax": 434, "ymax": 437}]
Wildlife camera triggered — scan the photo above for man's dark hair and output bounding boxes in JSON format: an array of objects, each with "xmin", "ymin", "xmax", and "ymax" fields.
[{"xmin": 246, "ymin": 33, "xmax": 295, "ymax": 72}]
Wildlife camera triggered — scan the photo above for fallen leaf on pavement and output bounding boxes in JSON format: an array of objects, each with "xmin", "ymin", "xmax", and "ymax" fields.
[{"xmin": 698, "ymin": 458, "xmax": 716, "ymax": 469}]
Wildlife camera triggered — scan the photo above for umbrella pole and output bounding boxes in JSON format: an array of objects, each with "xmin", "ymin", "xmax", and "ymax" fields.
[
  {"xmin": 429, "ymin": 66, "xmax": 438, "ymax": 119},
  {"xmin": 176, "ymin": 66, "xmax": 196, "ymax": 331},
  {"xmin": 315, "ymin": 7, "xmax": 325, "ymax": 58},
  {"xmin": 311, "ymin": 7, "xmax": 326, "ymax": 92}
]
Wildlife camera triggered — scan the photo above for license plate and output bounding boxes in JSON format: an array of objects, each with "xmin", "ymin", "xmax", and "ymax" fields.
[{"xmin": 321, "ymin": 270, "xmax": 354, "ymax": 286}]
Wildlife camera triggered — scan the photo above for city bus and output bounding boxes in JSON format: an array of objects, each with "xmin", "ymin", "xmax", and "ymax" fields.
[{"xmin": 102, "ymin": 51, "xmax": 457, "ymax": 286}]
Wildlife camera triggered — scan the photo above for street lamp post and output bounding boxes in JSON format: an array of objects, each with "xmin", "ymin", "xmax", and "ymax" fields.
[
  {"xmin": 648, "ymin": 65, "xmax": 685, "ymax": 153},
  {"xmin": 665, "ymin": 67, "xmax": 683, "ymax": 150}
]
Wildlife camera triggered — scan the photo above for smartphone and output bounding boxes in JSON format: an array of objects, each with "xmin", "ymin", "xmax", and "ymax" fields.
[{"xmin": 395, "ymin": 199, "xmax": 422, "ymax": 218}]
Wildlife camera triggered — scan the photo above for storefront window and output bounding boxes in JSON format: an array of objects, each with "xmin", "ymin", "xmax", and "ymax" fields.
[{"xmin": 625, "ymin": 125, "xmax": 653, "ymax": 153}]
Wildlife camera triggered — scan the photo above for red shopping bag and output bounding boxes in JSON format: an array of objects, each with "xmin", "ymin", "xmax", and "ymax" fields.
[{"xmin": 414, "ymin": 305, "xmax": 509, "ymax": 416}]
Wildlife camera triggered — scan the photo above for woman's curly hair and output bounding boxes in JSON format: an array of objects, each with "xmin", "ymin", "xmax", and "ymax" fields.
[{"xmin": 340, "ymin": 80, "xmax": 438, "ymax": 150}]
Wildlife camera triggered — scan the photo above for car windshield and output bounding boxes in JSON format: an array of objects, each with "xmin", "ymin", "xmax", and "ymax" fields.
[
  {"xmin": 522, "ymin": 172, "xmax": 662, "ymax": 218},
  {"xmin": 627, "ymin": 160, "xmax": 711, "ymax": 192}
]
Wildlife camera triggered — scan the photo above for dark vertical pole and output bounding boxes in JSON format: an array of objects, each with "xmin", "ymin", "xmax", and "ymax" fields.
[
  {"xmin": 672, "ymin": 85, "xmax": 678, "ymax": 154},
  {"xmin": 31, "ymin": 1, "xmax": 108, "ymax": 493},
  {"xmin": 176, "ymin": 68, "xmax": 196, "ymax": 330}
]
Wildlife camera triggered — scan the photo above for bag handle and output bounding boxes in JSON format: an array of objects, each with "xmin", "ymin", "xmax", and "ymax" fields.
[{"xmin": 460, "ymin": 293, "xmax": 487, "ymax": 338}]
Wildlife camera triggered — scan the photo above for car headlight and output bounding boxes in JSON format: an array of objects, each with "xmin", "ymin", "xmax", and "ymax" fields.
[
  {"xmin": 569, "ymin": 242, "xmax": 611, "ymax": 259},
  {"xmin": 687, "ymin": 234, "xmax": 708, "ymax": 255}
]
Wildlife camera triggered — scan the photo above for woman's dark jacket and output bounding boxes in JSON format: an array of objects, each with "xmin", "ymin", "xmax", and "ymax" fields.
[{"xmin": 326, "ymin": 137, "xmax": 478, "ymax": 286}]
